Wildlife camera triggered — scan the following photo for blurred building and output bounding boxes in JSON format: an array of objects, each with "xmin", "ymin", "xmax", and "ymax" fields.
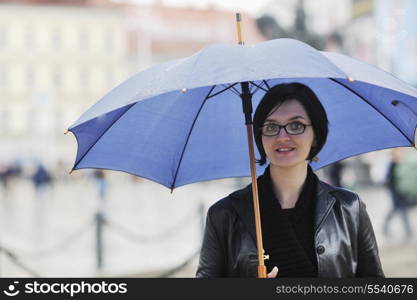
[
  {"xmin": 331, "ymin": 0, "xmax": 417, "ymax": 83},
  {"xmin": 0, "ymin": 0, "xmax": 128, "ymax": 166},
  {"xmin": 374, "ymin": 0, "xmax": 417, "ymax": 86},
  {"xmin": 125, "ymin": 4, "xmax": 265, "ymax": 70},
  {"xmin": 341, "ymin": 0, "xmax": 375, "ymax": 64},
  {"xmin": 0, "ymin": 0, "xmax": 264, "ymax": 168}
]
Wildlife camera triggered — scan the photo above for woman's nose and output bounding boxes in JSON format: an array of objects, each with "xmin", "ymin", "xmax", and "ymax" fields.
[{"xmin": 275, "ymin": 128, "xmax": 290, "ymax": 140}]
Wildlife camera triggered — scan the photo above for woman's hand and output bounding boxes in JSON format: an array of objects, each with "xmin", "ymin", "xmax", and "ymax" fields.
[{"xmin": 267, "ymin": 266, "xmax": 279, "ymax": 278}]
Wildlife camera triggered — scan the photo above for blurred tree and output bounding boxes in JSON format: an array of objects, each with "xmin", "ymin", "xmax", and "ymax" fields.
[
  {"xmin": 256, "ymin": 0, "xmax": 325, "ymax": 50},
  {"xmin": 256, "ymin": 15, "xmax": 288, "ymax": 40}
]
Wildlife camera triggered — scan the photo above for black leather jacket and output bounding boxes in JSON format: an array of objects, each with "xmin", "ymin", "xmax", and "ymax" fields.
[{"xmin": 196, "ymin": 180, "xmax": 384, "ymax": 277}]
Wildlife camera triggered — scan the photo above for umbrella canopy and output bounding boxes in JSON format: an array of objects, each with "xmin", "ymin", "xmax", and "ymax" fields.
[{"xmin": 68, "ymin": 38, "xmax": 417, "ymax": 190}]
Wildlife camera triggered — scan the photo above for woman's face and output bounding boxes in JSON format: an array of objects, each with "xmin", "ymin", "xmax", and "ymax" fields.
[{"xmin": 261, "ymin": 99, "xmax": 315, "ymax": 170}]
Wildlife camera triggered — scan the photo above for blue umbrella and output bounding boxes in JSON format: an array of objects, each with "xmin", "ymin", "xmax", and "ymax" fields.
[
  {"xmin": 67, "ymin": 38, "xmax": 417, "ymax": 189},
  {"xmin": 67, "ymin": 23, "xmax": 417, "ymax": 277}
]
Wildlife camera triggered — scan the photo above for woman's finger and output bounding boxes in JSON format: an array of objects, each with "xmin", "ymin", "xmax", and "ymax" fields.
[{"xmin": 267, "ymin": 266, "xmax": 279, "ymax": 278}]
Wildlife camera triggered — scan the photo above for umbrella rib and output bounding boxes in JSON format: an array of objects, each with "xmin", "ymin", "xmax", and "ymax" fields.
[
  {"xmin": 228, "ymin": 83, "xmax": 241, "ymax": 96},
  {"xmin": 171, "ymin": 85, "xmax": 217, "ymax": 191},
  {"xmin": 329, "ymin": 78, "xmax": 414, "ymax": 145},
  {"xmin": 250, "ymin": 81, "xmax": 269, "ymax": 93},
  {"xmin": 207, "ymin": 83, "xmax": 239, "ymax": 99},
  {"xmin": 263, "ymin": 80, "xmax": 271, "ymax": 90}
]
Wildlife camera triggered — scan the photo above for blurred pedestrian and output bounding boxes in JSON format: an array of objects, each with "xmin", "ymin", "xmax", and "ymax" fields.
[
  {"xmin": 396, "ymin": 149, "xmax": 417, "ymax": 207},
  {"xmin": 0, "ymin": 163, "xmax": 9, "ymax": 191},
  {"xmin": 0, "ymin": 161, "xmax": 22, "ymax": 192},
  {"xmin": 32, "ymin": 163, "xmax": 52, "ymax": 243},
  {"xmin": 325, "ymin": 161, "xmax": 344, "ymax": 187},
  {"xmin": 32, "ymin": 163, "xmax": 52, "ymax": 199},
  {"xmin": 0, "ymin": 163, "xmax": 11, "ymax": 202},
  {"xmin": 93, "ymin": 169, "xmax": 107, "ymax": 201},
  {"xmin": 382, "ymin": 148, "xmax": 413, "ymax": 239}
]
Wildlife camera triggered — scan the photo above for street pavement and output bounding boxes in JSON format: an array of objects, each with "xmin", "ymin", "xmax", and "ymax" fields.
[{"xmin": 0, "ymin": 172, "xmax": 416, "ymax": 277}]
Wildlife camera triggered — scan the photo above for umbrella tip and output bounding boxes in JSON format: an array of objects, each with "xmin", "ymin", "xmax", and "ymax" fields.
[
  {"xmin": 236, "ymin": 13, "xmax": 241, "ymax": 21},
  {"xmin": 69, "ymin": 169, "xmax": 74, "ymax": 175},
  {"xmin": 64, "ymin": 129, "xmax": 69, "ymax": 135},
  {"xmin": 347, "ymin": 77, "xmax": 354, "ymax": 82},
  {"xmin": 181, "ymin": 88, "xmax": 188, "ymax": 93}
]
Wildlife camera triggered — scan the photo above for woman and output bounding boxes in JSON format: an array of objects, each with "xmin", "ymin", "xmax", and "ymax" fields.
[{"xmin": 196, "ymin": 83, "xmax": 384, "ymax": 278}]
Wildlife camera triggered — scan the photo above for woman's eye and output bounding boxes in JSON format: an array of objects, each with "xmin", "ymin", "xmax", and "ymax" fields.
[
  {"xmin": 265, "ymin": 124, "xmax": 277, "ymax": 131},
  {"xmin": 289, "ymin": 122, "xmax": 303, "ymax": 130}
]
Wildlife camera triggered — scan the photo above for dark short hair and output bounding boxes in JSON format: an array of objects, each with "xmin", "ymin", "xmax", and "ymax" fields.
[{"xmin": 253, "ymin": 82, "xmax": 328, "ymax": 165}]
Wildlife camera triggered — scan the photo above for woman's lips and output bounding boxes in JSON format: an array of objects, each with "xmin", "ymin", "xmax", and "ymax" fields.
[{"xmin": 275, "ymin": 147, "xmax": 295, "ymax": 152}]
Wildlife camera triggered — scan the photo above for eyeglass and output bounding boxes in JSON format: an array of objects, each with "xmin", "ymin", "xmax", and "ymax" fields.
[{"xmin": 260, "ymin": 121, "xmax": 312, "ymax": 136}]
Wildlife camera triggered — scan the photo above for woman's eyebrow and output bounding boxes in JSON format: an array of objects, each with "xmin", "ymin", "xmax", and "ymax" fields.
[
  {"xmin": 288, "ymin": 115, "xmax": 306, "ymax": 121},
  {"xmin": 264, "ymin": 115, "xmax": 307, "ymax": 123}
]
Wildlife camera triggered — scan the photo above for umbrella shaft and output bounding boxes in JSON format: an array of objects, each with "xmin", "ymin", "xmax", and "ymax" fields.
[
  {"xmin": 245, "ymin": 124, "xmax": 267, "ymax": 278},
  {"xmin": 240, "ymin": 81, "xmax": 266, "ymax": 278},
  {"xmin": 241, "ymin": 82, "xmax": 253, "ymax": 125}
]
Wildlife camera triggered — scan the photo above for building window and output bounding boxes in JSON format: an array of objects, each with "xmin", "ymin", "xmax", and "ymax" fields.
[
  {"xmin": 105, "ymin": 30, "xmax": 113, "ymax": 52},
  {"xmin": 51, "ymin": 27, "xmax": 62, "ymax": 50},
  {"xmin": 52, "ymin": 68, "xmax": 62, "ymax": 89},
  {"xmin": 107, "ymin": 66, "xmax": 115, "ymax": 87},
  {"xmin": 0, "ymin": 27, "xmax": 7, "ymax": 49},
  {"xmin": 55, "ymin": 110, "xmax": 64, "ymax": 134},
  {"xmin": 80, "ymin": 68, "xmax": 89, "ymax": 89},
  {"xmin": 0, "ymin": 110, "xmax": 10, "ymax": 133},
  {"xmin": 25, "ymin": 25, "xmax": 36, "ymax": 49},
  {"xmin": 0, "ymin": 64, "xmax": 8, "ymax": 88},
  {"xmin": 79, "ymin": 29, "xmax": 89, "ymax": 51},
  {"xmin": 26, "ymin": 67, "xmax": 35, "ymax": 88}
]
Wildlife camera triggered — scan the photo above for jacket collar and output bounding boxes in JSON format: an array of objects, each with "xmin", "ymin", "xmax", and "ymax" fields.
[{"xmin": 229, "ymin": 179, "xmax": 337, "ymax": 243}]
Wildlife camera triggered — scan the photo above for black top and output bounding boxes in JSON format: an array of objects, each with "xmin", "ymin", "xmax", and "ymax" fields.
[{"xmin": 258, "ymin": 165, "xmax": 318, "ymax": 277}]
